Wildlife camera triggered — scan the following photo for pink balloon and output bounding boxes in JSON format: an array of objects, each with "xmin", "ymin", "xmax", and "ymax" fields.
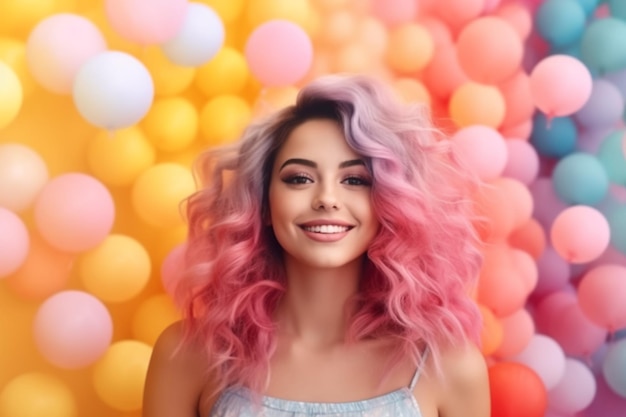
[
  {"xmin": 0, "ymin": 207, "xmax": 29, "ymax": 278},
  {"xmin": 33, "ymin": 290, "xmax": 113, "ymax": 368},
  {"xmin": 529, "ymin": 177, "xmax": 568, "ymax": 230},
  {"xmin": 105, "ymin": 0, "xmax": 188, "ymax": 45},
  {"xmin": 550, "ymin": 301, "xmax": 608, "ymax": 357},
  {"xmin": 370, "ymin": 0, "xmax": 418, "ymax": 26},
  {"xmin": 493, "ymin": 308, "xmax": 535, "ymax": 358},
  {"xmin": 26, "ymin": 13, "xmax": 107, "ymax": 94},
  {"xmin": 578, "ymin": 264, "xmax": 626, "ymax": 331},
  {"xmin": 34, "ymin": 173, "xmax": 115, "ymax": 253},
  {"xmin": 533, "ymin": 246, "xmax": 571, "ymax": 297},
  {"xmin": 245, "ymin": 20, "xmax": 313, "ymax": 87},
  {"xmin": 550, "ymin": 205, "xmax": 610, "ymax": 264},
  {"xmin": 502, "ymin": 139, "xmax": 539, "ymax": 185},
  {"xmin": 548, "ymin": 359, "xmax": 597, "ymax": 415},
  {"xmin": 451, "ymin": 125, "xmax": 508, "ymax": 180},
  {"xmin": 161, "ymin": 242, "xmax": 186, "ymax": 297},
  {"xmin": 582, "ymin": 375, "xmax": 626, "ymax": 417},
  {"xmin": 512, "ymin": 334, "xmax": 566, "ymax": 390},
  {"xmin": 533, "ymin": 289, "xmax": 577, "ymax": 334},
  {"xmin": 529, "ymin": 55, "xmax": 593, "ymax": 118}
]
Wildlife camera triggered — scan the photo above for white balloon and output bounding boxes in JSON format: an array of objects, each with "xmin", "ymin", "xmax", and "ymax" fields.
[
  {"xmin": 511, "ymin": 334, "xmax": 566, "ymax": 390},
  {"xmin": 73, "ymin": 51, "xmax": 154, "ymax": 130},
  {"xmin": 161, "ymin": 3, "xmax": 225, "ymax": 67},
  {"xmin": 0, "ymin": 143, "xmax": 49, "ymax": 212}
]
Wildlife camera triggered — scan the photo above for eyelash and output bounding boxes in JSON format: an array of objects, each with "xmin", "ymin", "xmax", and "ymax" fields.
[{"xmin": 282, "ymin": 174, "xmax": 371, "ymax": 186}]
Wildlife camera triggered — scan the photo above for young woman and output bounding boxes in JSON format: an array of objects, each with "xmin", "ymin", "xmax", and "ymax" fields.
[{"xmin": 143, "ymin": 75, "xmax": 490, "ymax": 417}]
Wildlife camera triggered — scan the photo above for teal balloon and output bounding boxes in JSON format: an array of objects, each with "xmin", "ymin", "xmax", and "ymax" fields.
[
  {"xmin": 597, "ymin": 129, "xmax": 626, "ymax": 185},
  {"xmin": 576, "ymin": 0, "xmax": 600, "ymax": 16},
  {"xmin": 531, "ymin": 113, "xmax": 577, "ymax": 158},
  {"xmin": 537, "ymin": 0, "xmax": 586, "ymax": 48},
  {"xmin": 607, "ymin": 206, "xmax": 626, "ymax": 254},
  {"xmin": 581, "ymin": 18, "xmax": 626, "ymax": 74},
  {"xmin": 608, "ymin": 0, "xmax": 626, "ymax": 19},
  {"xmin": 552, "ymin": 152, "xmax": 610, "ymax": 205}
]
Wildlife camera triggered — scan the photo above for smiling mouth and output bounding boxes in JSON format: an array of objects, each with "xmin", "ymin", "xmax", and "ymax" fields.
[{"xmin": 301, "ymin": 225, "xmax": 352, "ymax": 234}]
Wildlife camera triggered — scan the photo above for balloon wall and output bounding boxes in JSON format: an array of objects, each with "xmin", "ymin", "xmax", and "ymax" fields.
[{"xmin": 1, "ymin": 0, "xmax": 626, "ymax": 416}]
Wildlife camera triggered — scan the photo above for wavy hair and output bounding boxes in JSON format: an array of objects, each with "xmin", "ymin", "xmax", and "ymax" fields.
[{"xmin": 177, "ymin": 74, "xmax": 483, "ymax": 397}]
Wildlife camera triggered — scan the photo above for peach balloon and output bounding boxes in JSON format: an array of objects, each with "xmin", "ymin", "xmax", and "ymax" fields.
[
  {"xmin": 34, "ymin": 173, "xmax": 115, "ymax": 253},
  {"xmin": 386, "ymin": 23, "xmax": 434, "ymax": 74},
  {"xmin": 392, "ymin": 78, "xmax": 431, "ymax": 105},
  {"xmin": 105, "ymin": 0, "xmax": 188, "ymax": 45},
  {"xmin": 479, "ymin": 304, "xmax": 504, "ymax": 356},
  {"xmin": 418, "ymin": 16, "xmax": 454, "ymax": 46},
  {"xmin": 3, "ymin": 234, "xmax": 74, "ymax": 302},
  {"xmin": 494, "ymin": 3, "xmax": 532, "ymax": 40},
  {"xmin": 422, "ymin": 45, "xmax": 468, "ymax": 100},
  {"xmin": 449, "ymin": 82, "xmax": 506, "ymax": 128},
  {"xmin": 432, "ymin": 0, "xmax": 485, "ymax": 31},
  {"xmin": 370, "ymin": 0, "xmax": 418, "ymax": 27},
  {"xmin": 508, "ymin": 218, "xmax": 546, "ymax": 260},
  {"xmin": 499, "ymin": 70, "xmax": 535, "ymax": 130},
  {"xmin": 456, "ymin": 17, "xmax": 524, "ymax": 84},
  {"xmin": 578, "ymin": 264, "xmax": 626, "ymax": 331},
  {"xmin": 0, "ymin": 143, "xmax": 49, "ymax": 213},
  {"xmin": 550, "ymin": 205, "xmax": 611, "ymax": 264},
  {"xmin": 26, "ymin": 13, "xmax": 107, "ymax": 94},
  {"xmin": 493, "ymin": 308, "xmax": 535, "ymax": 358},
  {"xmin": 501, "ymin": 139, "xmax": 539, "ymax": 185},
  {"xmin": 529, "ymin": 54, "xmax": 593, "ymax": 118},
  {"xmin": 132, "ymin": 294, "xmax": 180, "ymax": 346}
]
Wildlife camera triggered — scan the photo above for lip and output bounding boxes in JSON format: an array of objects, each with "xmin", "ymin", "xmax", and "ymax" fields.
[{"xmin": 298, "ymin": 219, "xmax": 354, "ymax": 227}]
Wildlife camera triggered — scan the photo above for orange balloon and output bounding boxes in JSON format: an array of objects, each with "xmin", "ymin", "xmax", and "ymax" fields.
[
  {"xmin": 392, "ymin": 78, "xmax": 431, "ymax": 105},
  {"xmin": 386, "ymin": 23, "xmax": 434, "ymax": 74},
  {"xmin": 479, "ymin": 304, "xmax": 504, "ymax": 356},
  {"xmin": 499, "ymin": 70, "xmax": 535, "ymax": 131},
  {"xmin": 422, "ymin": 45, "xmax": 468, "ymax": 100},
  {"xmin": 449, "ymin": 82, "xmax": 506, "ymax": 128},
  {"xmin": 489, "ymin": 362, "xmax": 548, "ymax": 417},
  {"xmin": 456, "ymin": 17, "xmax": 524, "ymax": 84},
  {"xmin": 4, "ymin": 234, "xmax": 74, "ymax": 301},
  {"xmin": 494, "ymin": 3, "xmax": 533, "ymax": 41}
]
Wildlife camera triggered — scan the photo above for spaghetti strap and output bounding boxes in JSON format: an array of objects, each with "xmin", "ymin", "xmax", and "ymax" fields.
[{"xmin": 408, "ymin": 347, "xmax": 429, "ymax": 391}]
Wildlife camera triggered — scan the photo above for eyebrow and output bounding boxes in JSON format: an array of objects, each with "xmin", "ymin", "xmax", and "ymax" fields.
[{"xmin": 279, "ymin": 158, "xmax": 365, "ymax": 171}]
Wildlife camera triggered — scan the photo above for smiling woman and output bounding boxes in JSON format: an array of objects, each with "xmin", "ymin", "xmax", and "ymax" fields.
[{"xmin": 142, "ymin": 75, "xmax": 490, "ymax": 417}]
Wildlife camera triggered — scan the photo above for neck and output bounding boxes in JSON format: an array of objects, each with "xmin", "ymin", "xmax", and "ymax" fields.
[{"xmin": 276, "ymin": 257, "xmax": 364, "ymax": 349}]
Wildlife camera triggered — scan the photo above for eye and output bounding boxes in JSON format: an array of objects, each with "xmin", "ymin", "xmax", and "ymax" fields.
[
  {"xmin": 342, "ymin": 175, "xmax": 372, "ymax": 186},
  {"xmin": 282, "ymin": 173, "xmax": 313, "ymax": 185}
]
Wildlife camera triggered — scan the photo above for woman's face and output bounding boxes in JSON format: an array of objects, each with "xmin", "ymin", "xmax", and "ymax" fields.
[{"xmin": 268, "ymin": 118, "xmax": 379, "ymax": 270}]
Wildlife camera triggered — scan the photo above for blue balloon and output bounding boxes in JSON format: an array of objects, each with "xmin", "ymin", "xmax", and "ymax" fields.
[
  {"xmin": 576, "ymin": 0, "xmax": 601, "ymax": 16},
  {"xmin": 552, "ymin": 152, "xmax": 610, "ymax": 205},
  {"xmin": 536, "ymin": 0, "xmax": 587, "ymax": 48},
  {"xmin": 530, "ymin": 113, "xmax": 578, "ymax": 158},
  {"xmin": 581, "ymin": 18, "xmax": 626, "ymax": 74},
  {"xmin": 597, "ymin": 129, "xmax": 626, "ymax": 185},
  {"xmin": 606, "ymin": 206, "xmax": 626, "ymax": 254}
]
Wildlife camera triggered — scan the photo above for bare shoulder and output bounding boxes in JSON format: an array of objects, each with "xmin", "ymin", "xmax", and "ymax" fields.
[
  {"xmin": 143, "ymin": 321, "xmax": 213, "ymax": 417},
  {"xmin": 435, "ymin": 343, "xmax": 490, "ymax": 417}
]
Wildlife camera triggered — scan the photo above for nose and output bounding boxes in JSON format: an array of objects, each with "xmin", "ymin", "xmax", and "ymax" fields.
[{"xmin": 312, "ymin": 183, "xmax": 340, "ymax": 210}]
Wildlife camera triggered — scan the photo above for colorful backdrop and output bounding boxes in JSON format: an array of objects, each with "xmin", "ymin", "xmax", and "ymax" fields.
[{"xmin": 1, "ymin": 0, "xmax": 626, "ymax": 416}]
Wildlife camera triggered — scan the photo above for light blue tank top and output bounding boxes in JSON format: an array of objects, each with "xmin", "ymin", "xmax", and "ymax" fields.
[{"xmin": 209, "ymin": 353, "xmax": 427, "ymax": 417}]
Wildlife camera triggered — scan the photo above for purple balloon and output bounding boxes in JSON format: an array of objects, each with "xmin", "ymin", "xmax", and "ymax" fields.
[{"xmin": 574, "ymin": 79, "xmax": 624, "ymax": 130}]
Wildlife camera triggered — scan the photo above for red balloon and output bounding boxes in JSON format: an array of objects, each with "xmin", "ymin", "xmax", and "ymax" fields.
[{"xmin": 489, "ymin": 362, "xmax": 547, "ymax": 417}]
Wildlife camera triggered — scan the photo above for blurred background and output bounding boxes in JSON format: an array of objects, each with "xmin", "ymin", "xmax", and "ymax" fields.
[{"xmin": 1, "ymin": 0, "xmax": 626, "ymax": 416}]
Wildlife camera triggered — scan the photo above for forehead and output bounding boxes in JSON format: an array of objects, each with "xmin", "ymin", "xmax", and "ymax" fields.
[{"xmin": 274, "ymin": 119, "xmax": 360, "ymax": 164}]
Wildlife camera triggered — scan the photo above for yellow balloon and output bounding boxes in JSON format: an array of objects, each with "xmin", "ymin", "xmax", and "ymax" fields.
[
  {"xmin": 131, "ymin": 163, "xmax": 196, "ymax": 228},
  {"xmin": 0, "ymin": 61, "xmax": 23, "ymax": 129},
  {"xmin": 132, "ymin": 294, "xmax": 181, "ymax": 346},
  {"xmin": 194, "ymin": 46, "xmax": 249, "ymax": 97},
  {"xmin": 199, "ymin": 95, "xmax": 252, "ymax": 146},
  {"xmin": 141, "ymin": 97, "xmax": 198, "ymax": 153},
  {"xmin": 386, "ymin": 24, "xmax": 434, "ymax": 74},
  {"xmin": 311, "ymin": 0, "xmax": 351, "ymax": 13},
  {"xmin": 87, "ymin": 126, "xmax": 156, "ymax": 187},
  {"xmin": 0, "ymin": 373, "xmax": 77, "ymax": 417},
  {"xmin": 449, "ymin": 82, "xmax": 506, "ymax": 129},
  {"xmin": 79, "ymin": 234, "xmax": 151, "ymax": 303},
  {"xmin": 0, "ymin": 38, "xmax": 36, "ymax": 96},
  {"xmin": 0, "ymin": 0, "xmax": 58, "ymax": 37},
  {"xmin": 92, "ymin": 340, "xmax": 152, "ymax": 412},
  {"xmin": 139, "ymin": 46, "xmax": 195, "ymax": 97},
  {"xmin": 246, "ymin": 0, "xmax": 315, "ymax": 34},
  {"xmin": 196, "ymin": 0, "xmax": 245, "ymax": 24}
]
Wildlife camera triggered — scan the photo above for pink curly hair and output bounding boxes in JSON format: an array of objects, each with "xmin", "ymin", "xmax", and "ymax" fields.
[{"xmin": 176, "ymin": 74, "xmax": 483, "ymax": 397}]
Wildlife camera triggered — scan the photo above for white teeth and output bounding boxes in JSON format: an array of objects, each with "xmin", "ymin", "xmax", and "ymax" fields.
[{"xmin": 303, "ymin": 225, "xmax": 350, "ymax": 234}]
